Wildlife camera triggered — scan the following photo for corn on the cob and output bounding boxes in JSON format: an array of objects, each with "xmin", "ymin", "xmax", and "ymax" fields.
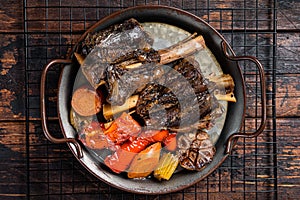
[{"xmin": 154, "ymin": 153, "xmax": 179, "ymax": 181}]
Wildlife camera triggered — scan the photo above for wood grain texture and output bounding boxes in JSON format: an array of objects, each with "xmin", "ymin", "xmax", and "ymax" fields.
[
  {"xmin": 277, "ymin": 118, "xmax": 300, "ymax": 200},
  {"xmin": 276, "ymin": 74, "xmax": 300, "ymax": 117},
  {"xmin": 278, "ymin": 0, "xmax": 300, "ymax": 30},
  {"xmin": 0, "ymin": 0, "xmax": 23, "ymax": 32},
  {"xmin": 0, "ymin": 34, "xmax": 25, "ymax": 121},
  {"xmin": 277, "ymin": 33, "xmax": 300, "ymax": 74},
  {"xmin": 0, "ymin": 122, "xmax": 26, "ymax": 199}
]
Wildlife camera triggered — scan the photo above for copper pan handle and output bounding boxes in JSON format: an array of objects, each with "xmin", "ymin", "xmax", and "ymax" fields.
[
  {"xmin": 40, "ymin": 59, "xmax": 83, "ymax": 158},
  {"xmin": 221, "ymin": 41, "xmax": 267, "ymax": 154}
]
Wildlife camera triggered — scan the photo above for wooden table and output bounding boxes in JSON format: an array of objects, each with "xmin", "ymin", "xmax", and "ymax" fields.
[{"xmin": 0, "ymin": 0, "xmax": 299, "ymax": 199}]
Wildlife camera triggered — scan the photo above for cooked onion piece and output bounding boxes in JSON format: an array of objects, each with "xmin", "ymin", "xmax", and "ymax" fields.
[{"xmin": 127, "ymin": 142, "xmax": 162, "ymax": 179}]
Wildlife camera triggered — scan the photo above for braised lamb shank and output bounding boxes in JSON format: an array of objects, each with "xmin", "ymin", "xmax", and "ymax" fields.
[{"xmin": 78, "ymin": 18, "xmax": 206, "ymax": 104}]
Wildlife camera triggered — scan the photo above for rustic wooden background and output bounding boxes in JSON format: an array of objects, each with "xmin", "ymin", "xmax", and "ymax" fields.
[{"xmin": 0, "ymin": 0, "xmax": 299, "ymax": 199}]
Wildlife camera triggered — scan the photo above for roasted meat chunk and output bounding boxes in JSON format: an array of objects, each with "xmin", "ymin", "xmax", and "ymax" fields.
[
  {"xmin": 81, "ymin": 18, "xmax": 153, "ymax": 56},
  {"xmin": 79, "ymin": 18, "xmax": 206, "ymax": 102},
  {"xmin": 135, "ymin": 57, "xmax": 219, "ymax": 130},
  {"xmin": 105, "ymin": 63, "xmax": 164, "ymax": 105},
  {"xmin": 80, "ymin": 18, "xmax": 154, "ymax": 88},
  {"xmin": 104, "ymin": 35, "xmax": 206, "ymax": 105}
]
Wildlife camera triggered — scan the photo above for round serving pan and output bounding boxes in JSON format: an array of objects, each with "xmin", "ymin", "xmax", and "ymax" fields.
[{"xmin": 40, "ymin": 5, "xmax": 266, "ymax": 194}]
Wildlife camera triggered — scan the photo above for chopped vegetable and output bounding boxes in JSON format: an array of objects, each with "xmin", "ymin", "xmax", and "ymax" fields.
[
  {"xmin": 178, "ymin": 130, "xmax": 215, "ymax": 171},
  {"xmin": 154, "ymin": 153, "xmax": 179, "ymax": 181},
  {"xmin": 104, "ymin": 129, "xmax": 169, "ymax": 173},
  {"xmin": 104, "ymin": 138, "xmax": 150, "ymax": 173},
  {"xmin": 163, "ymin": 133, "xmax": 177, "ymax": 152},
  {"xmin": 79, "ymin": 112, "xmax": 142, "ymax": 151},
  {"xmin": 104, "ymin": 112, "xmax": 141, "ymax": 144},
  {"xmin": 79, "ymin": 121, "xmax": 112, "ymax": 150},
  {"xmin": 71, "ymin": 86, "xmax": 102, "ymax": 116},
  {"xmin": 127, "ymin": 142, "xmax": 162, "ymax": 179},
  {"xmin": 143, "ymin": 129, "xmax": 169, "ymax": 142}
]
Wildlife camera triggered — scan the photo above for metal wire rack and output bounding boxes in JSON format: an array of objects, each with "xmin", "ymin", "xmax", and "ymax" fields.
[{"xmin": 24, "ymin": 0, "xmax": 277, "ymax": 199}]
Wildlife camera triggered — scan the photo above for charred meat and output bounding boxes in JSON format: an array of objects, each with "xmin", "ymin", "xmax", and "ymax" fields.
[
  {"xmin": 80, "ymin": 18, "xmax": 154, "ymax": 88},
  {"xmin": 136, "ymin": 57, "xmax": 219, "ymax": 131},
  {"xmin": 134, "ymin": 57, "xmax": 223, "ymax": 171},
  {"xmin": 104, "ymin": 35, "xmax": 206, "ymax": 105},
  {"xmin": 105, "ymin": 63, "xmax": 164, "ymax": 106},
  {"xmin": 136, "ymin": 83, "xmax": 180, "ymax": 129},
  {"xmin": 81, "ymin": 18, "xmax": 153, "ymax": 56},
  {"xmin": 79, "ymin": 19, "xmax": 206, "ymax": 103}
]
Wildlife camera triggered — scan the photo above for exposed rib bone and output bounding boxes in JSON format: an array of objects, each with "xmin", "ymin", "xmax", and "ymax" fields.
[
  {"xmin": 102, "ymin": 73, "xmax": 235, "ymax": 121},
  {"xmin": 158, "ymin": 35, "xmax": 206, "ymax": 64},
  {"xmin": 208, "ymin": 74, "xmax": 235, "ymax": 91},
  {"xmin": 78, "ymin": 34, "xmax": 206, "ymax": 89},
  {"xmin": 214, "ymin": 92, "xmax": 236, "ymax": 102},
  {"xmin": 74, "ymin": 52, "xmax": 85, "ymax": 65},
  {"xmin": 103, "ymin": 95, "xmax": 139, "ymax": 120}
]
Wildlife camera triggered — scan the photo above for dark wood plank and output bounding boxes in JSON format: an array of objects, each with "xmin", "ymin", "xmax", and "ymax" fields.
[
  {"xmin": 0, "ymin": 34, "xmax": 25, "ymax": 121},
  {"xmin": 277, "ymin": 118, "xmax": 300, "ymax": 200},
  {"xmin": 0, "ymin": 0, "xmax": 23, "ymax": 32},
  {"xmin": 276, "ymin": 74, "xmax": 300, "ymax": 117},
  {"xmin": 0, "ymin": 122, "xmax": 26, "ymax": 199},
  {"xmin": 278, "ymin": 0, "xmax": 300, "ymax": 30},
  {"xmin": 277, "ymin": 33, "xmax": 300, "ymax": 74}
]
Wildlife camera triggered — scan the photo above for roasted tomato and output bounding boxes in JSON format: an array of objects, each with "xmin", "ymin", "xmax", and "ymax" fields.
[
  {"xmin": 104, "ymin": 138, "xmax": 151, "ymax": 173},
  {"xmin": 163, "ymin": 133, "xmax": 177, "ymax": 152},
  {"xmin": 104, "ymin": 112, "xmax": 142, "ymax": 144},
  {"xmin": 104, "ymin": 129, "xmax": 169, "ymax": 173},
  {"xmin": 79, "ymin": 121, "xmax": 111, "ymax": 150}
]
